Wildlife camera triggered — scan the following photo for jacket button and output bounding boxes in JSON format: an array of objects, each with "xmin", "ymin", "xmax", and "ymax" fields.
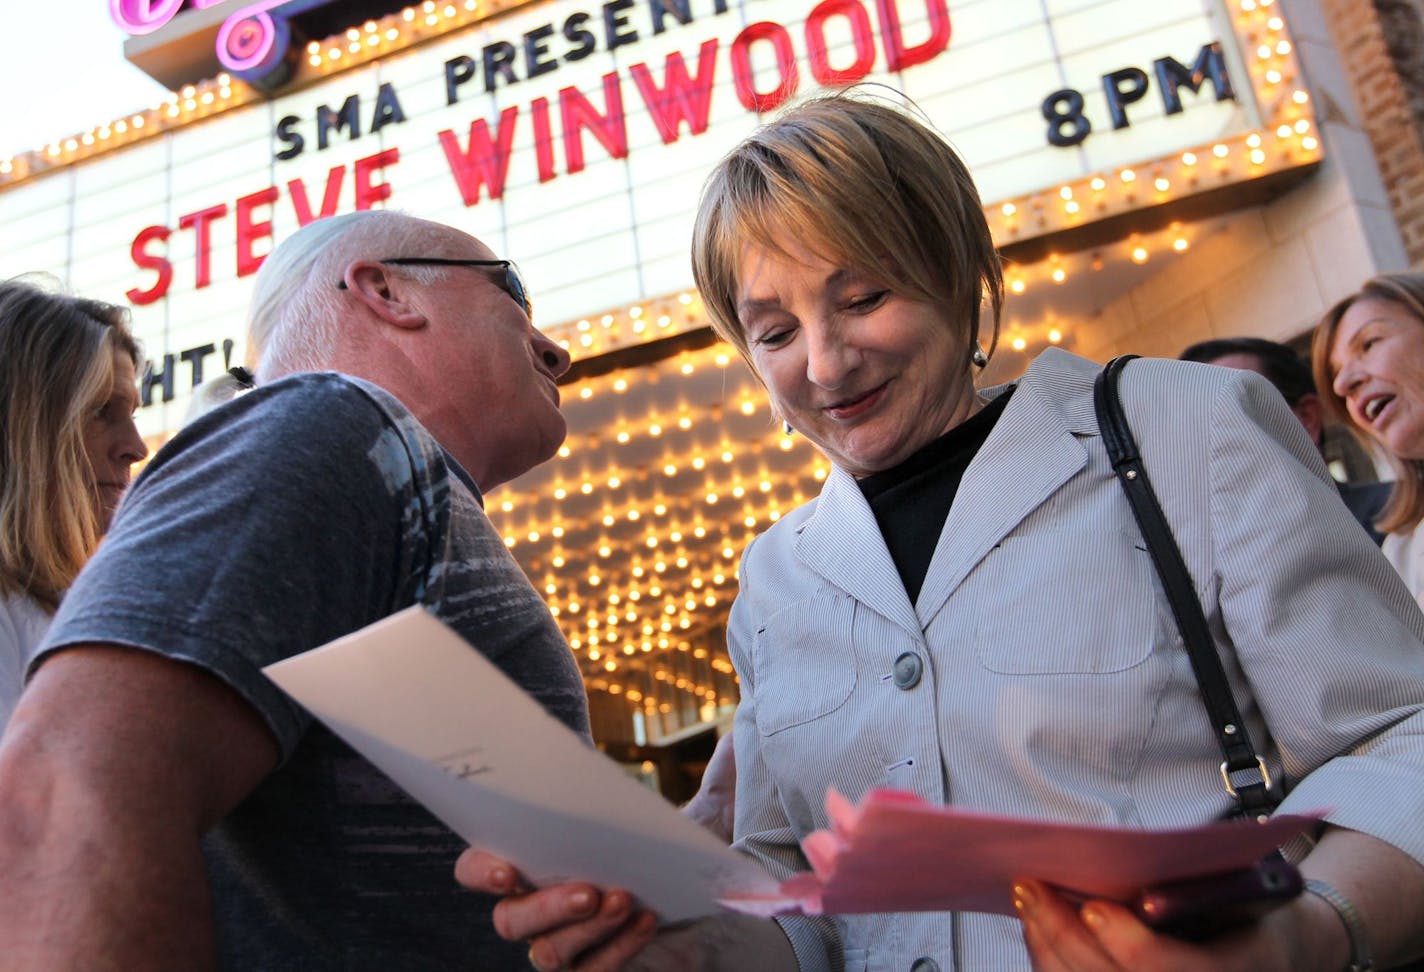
[
  {"xmin": 910, "ymin": 959, "xmax": 939, "ymax": 972},
  {"xmin": 892, "ymin": 652, "xmax": 923, "ymax": 690}
]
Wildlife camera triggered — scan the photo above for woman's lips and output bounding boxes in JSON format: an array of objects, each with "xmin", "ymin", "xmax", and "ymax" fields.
[
  {"xmin": 824, "ymin": 383, "xmax": 887, "ymax": 421},
  {"xmin": 1360, "ymin": 394, "xmax": 1397, "ymax": 430}
]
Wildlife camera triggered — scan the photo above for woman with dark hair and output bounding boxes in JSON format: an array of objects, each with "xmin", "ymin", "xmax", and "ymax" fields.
[
  {"xmin": 0, "ymin": 278, "xmax": 147, "ymax": 729},
  {"xmin": 1315, "ymin": 272, "xmax": 1424, "ymax": 606}
]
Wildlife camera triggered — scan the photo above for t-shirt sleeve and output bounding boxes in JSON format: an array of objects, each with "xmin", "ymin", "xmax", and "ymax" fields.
[{"xmin": 36, "ymin": 374, "xmax": 446, "ymax": 762}]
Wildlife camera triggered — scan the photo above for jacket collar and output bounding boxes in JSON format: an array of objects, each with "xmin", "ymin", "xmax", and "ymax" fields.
[{"xmin": 792, "ymin": 349, "xmax": 1101, "ymax": 638}]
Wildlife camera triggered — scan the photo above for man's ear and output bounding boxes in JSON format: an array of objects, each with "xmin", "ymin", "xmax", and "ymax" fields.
[
  {"xmin": 341, "ymin": 262, "xmax": 427, "ymax": 330},
  {"xmin": 1293, "ymin": 391, "xmax": 1326, "ymax": 448}
]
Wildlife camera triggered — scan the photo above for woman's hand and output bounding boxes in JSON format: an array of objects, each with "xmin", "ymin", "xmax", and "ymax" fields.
[
  {"xmin": 1013, "ymin": 878, "xmax": 1335, "ymax": 972},
  {"xmin": 454, "ymin": 849, "xmax": 658, "ymax": 971}
]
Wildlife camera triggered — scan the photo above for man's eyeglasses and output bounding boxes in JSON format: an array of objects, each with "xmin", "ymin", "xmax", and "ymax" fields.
[{"xmin": 337, "ymin": 257, "xmax": 531, "ymax": 318}]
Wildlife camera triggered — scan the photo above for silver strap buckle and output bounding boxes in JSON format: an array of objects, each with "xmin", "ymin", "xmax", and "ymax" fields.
[{"xmin": 1219, "ymin": 755, "xmax": 1272, "ymax": 797}]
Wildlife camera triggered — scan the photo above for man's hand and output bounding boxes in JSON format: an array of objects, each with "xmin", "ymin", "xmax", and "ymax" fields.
[
  {"xmin": 455, "ymin": 849, "xmax": 657, "ymax": 971},
  {"xmin": 454, "ymin": 847, "xmax": 798, "ymax": 972}
]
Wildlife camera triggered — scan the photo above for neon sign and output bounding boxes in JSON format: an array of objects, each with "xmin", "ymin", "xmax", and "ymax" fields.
[{"xmin": 110, "ymin": 0, "xmax": 332, "ymax": 89}]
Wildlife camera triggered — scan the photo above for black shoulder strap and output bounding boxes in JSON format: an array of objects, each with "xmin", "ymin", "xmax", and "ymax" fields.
[{"xmin": 1094, "ymin": 355, "xmax": 1278, "ymax": 819}]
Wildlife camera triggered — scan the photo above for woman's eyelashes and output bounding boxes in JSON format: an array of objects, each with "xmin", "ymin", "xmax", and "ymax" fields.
[
  {"xmin": 846, "ymin": 290, "xmax": 890, "ymax": 313},
  {"xmin": 758, "ymin": 329, "xmax": 793, "ymax": 348}
]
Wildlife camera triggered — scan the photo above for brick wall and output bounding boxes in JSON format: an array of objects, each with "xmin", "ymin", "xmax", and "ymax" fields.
[{"xmin": 1326, "ymin": 0, "xmax": 1424, "ymax": 265}]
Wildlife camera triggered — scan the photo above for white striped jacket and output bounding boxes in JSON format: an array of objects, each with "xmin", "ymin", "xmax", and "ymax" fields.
[{"xmin": 728, "ymin": 347, "xmax": 1424, "ymax": 971}]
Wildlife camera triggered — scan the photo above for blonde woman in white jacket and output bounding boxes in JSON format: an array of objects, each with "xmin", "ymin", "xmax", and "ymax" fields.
[{"xmin": 464, "ymin": 93, "xmax": 1424, "ymax": 972}]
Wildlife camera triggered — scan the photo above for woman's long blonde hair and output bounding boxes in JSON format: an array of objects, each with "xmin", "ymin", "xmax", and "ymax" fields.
[
  {"xmin": 1312, "ymin": 272, "xmax": 1424, "ymax": 535},
  {"xmin": 0, "ymin": 278, "xmax": 140, "ymax": 611}
]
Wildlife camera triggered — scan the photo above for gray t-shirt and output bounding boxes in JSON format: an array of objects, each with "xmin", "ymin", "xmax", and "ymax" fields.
[{"xmin": 39, "ymin": 372, "xmax": 589, "ymax": 970}]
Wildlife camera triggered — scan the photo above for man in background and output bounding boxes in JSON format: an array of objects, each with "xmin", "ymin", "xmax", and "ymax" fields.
[
  {"xmin": 0, "ymin": 210, "xmax": 582, "ymax": 969},
  {"xmin": 1181, "ymin": 335, "xmax": 1391, "ymax": 543}
]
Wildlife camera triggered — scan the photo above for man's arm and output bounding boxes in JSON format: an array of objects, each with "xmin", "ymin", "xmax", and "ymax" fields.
[{"xmin": 0, "ymin": 645, "xmax": 278, "ymax": 970}]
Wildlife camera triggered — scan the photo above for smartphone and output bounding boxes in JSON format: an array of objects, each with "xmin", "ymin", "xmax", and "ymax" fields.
[{"xmin": 1133, "ymin": 857, "xmax": 1303, "ymax": 940}]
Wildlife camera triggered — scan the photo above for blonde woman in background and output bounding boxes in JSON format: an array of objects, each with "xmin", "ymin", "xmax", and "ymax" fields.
[
  {"xmin": 0, "ymin": 278, "xmax": 147, "ymax": 729},
  {"xmin": 1315, "ymin": 272, "xmax": 1424, "ymax": 607}
]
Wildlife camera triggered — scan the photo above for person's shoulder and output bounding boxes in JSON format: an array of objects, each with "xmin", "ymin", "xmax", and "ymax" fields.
[
  {"xmin": 1010, "ymin": 349, "xmax": 1221, "ymax": 417},
  {"xmin": 243, "ymin": 372, "xmax": 409, "ymax": 424},
  {"xmin": 0, "ymin": 588, "xmax": 50, "ymax": 634},
  {"xmin": 179, "ymin": 372, "xmax": 429, "ymax": 455}
]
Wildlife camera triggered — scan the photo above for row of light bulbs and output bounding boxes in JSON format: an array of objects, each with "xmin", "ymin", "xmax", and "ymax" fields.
[
  {"xmin": 305, "ymin": 0, "xmax": 491, "ymax": 68},
  {"xmin": 0, "ymin": 73, "xmax": 239, "ymax": 181}
]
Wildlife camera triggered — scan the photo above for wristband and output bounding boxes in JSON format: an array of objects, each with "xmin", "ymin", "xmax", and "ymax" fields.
[{"xmin": 1304, "ymin": 879, "xmax": 1373, "ymax": 972}]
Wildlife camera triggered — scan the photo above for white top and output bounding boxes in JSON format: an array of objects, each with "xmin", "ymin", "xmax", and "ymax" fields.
[
  {"xmin": 0, "ymin": 588, "xmax": 53, "ymax": 731},
  {"xmin": 1384, "ymin": 527, "xmax": 1424, "ymax": 611}
]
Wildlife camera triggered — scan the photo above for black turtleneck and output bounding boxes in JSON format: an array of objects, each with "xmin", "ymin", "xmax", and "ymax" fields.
[{"xmin": 856, "ymin": 388, "xmax": 1013, "ymax": 603}]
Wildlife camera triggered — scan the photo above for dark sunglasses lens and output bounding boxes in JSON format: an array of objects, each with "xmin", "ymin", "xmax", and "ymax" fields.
[{"xmin": 506, "ymin": 267, "xmax": 531, "ymax": 316}]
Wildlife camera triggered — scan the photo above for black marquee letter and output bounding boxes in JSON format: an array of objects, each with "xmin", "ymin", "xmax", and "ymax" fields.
[
  {"xmin": 1042, "ymin": 88, "xmax": 1091, "ymax": 147},
  {"xmin": 445, "ymin": 55, "xmax": 476, "ymax": 105},
  {"xmin": 1155, "ymin": 41, "xmax": 1236, "ymax": 115},
  {"xmin": 1102, "ymin": 67, "xmax": 1150, "ymax": 130}
]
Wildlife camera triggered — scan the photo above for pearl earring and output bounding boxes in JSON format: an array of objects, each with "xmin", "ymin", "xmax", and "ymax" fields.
[
  {"xmin": 783, "ymin": 421, "xmax": 795, "ymax": 436},
  {"xmin": 971, "ymin": 343, "xmax": 989, "ymax": 368}
]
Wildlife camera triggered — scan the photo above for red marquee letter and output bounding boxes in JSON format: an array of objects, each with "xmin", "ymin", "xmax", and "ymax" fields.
[
  {"xmin": 288, "ymin": 166, "xmax": 346, "ymax": 225},
  {"xmin": 531, "ymin": 97, "xmax": 558, "ymax": 184},
  {"xmin": 731, "ymin": 22, "xmax": 799, "ymax": 114},
  {"xmin": 125, "ymin": 224, "xmax": 173, "ymax": 306},
  {"xmin": 235, "ymin": 186, "xmax": 279, "ymax": 278},
  {"xmin": 354, "ymin": 147, "xmax": 400, "ymax": 210},
  {"xmin": 439, "ymin": 107, "xmax": 520, "ymax": 206},
  {"xmin": 876, "ymin": 0, "xmax": 950, "ymax": 72},
  {"xmin": 806, "ymin": 0, "xmax": 876, "ymax": 85},
  {"xmin": 630, "ymin": 39, "xmax": 719, "ymax": 145},
  {"xmin": 178, "ymin": 203, "xmax": 228, "ymax": 290},
  {"xmin": 561, "ymin": 73, "xmax": 628, "ymax": 176}
]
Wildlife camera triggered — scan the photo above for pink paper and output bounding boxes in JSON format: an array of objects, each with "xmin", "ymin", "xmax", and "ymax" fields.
[{"xmin": 721, "ymin": 788, "xmax": 1323, "ymax": 917}]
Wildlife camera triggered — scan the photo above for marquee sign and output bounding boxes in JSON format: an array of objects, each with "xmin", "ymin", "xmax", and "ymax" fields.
[{"xmin": 1, "ymin": 0, "xmax": 1318, "ymax": 438}]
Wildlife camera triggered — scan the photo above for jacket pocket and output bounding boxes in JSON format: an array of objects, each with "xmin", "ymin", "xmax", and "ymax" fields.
[
  {"xmin": 752, "ymin": 592, "xmax": 857, "ymax": 735},
  {"xmin": 974, "ymin": 528, "xmax": 1161, "ymax": 674}
]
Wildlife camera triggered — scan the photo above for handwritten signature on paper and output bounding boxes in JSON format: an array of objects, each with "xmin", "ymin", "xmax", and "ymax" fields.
[{"xmin": 433, "ymin": 746, "xmax": 492, "ymax": 781}]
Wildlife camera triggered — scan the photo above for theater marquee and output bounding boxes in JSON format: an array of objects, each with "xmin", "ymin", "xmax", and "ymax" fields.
[{"xmin": 2, "ymin": 0, "xmax": 1316, "ymax": 436}]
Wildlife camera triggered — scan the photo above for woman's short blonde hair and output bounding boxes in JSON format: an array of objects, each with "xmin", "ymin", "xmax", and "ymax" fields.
[
  {"xmin": 0, "ymin": 278, "xmax": 140, "ymax": 610},
  {"xmin": 691, "ymin": 90, "xmax": 1003, "ymax": 366},
  {"xmin": 1312, "ymin": 272, "xmax": 1424, "ymax": 535}
]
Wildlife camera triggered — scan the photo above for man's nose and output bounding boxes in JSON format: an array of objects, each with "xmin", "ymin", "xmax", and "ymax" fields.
[{"xmin": 535, "ymin": 332, "xmax": 572, "ymax": 379}]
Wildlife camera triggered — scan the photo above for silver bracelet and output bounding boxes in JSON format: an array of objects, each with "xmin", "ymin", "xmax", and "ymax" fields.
[{"xmin": 1304, "ymin": 879, "xmax": 1374, "ymax": 972}]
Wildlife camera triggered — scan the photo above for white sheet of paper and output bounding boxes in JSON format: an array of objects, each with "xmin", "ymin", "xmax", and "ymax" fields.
[{"xmin": 262, "ymin": 607, "xmax": 782, "ymax": 922}]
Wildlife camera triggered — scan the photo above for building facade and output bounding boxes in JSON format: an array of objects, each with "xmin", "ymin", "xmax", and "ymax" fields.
[{"xmin": 1, "ymin": 0, "xmax": 1416, "ymax": 762}]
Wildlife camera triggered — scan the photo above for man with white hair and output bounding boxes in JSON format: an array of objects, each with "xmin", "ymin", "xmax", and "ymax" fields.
[{"xmin": 0, "ymin": 211, "xmax": 580, "ymax": 969}]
